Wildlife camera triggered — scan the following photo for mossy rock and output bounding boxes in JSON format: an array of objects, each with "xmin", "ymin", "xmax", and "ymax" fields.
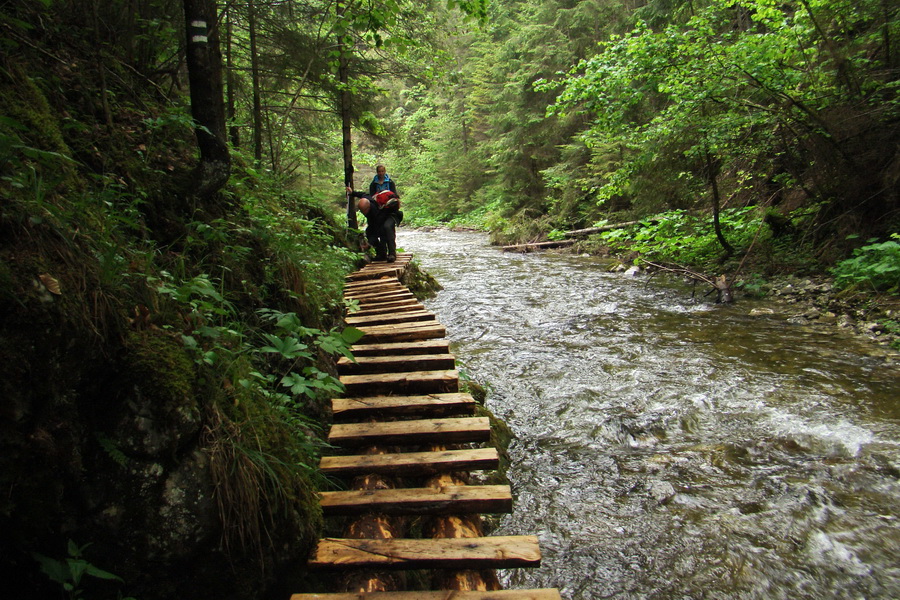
[
  {"xmin": 402, "ymin": 260, "xmax": 443, "ymax": 300},
  {"xmin": 106, "ymin": 330, "xmax": 201, "ymax": 458},
  {"xmin": 0, "ymin": 66, "xmax": 71, "ymax": 158}
]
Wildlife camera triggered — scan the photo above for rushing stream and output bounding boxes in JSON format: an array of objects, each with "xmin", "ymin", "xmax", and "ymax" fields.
[{"xmin": 397, "ymin": 229, "xmax": 900, "ymax": 600}]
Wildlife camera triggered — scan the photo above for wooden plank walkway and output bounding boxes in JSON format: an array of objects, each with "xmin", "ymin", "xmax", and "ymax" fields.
[{"xmin": 295, "ymin": 253, "xmax": 560, "ymax": 599}]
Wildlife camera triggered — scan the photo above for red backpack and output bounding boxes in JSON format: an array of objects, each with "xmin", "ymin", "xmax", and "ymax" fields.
[{"xmin": 373, "ymin": 190, "xmax": 398, "ymax": 207}]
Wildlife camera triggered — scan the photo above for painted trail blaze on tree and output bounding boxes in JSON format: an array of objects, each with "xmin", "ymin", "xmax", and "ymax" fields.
[{"xmin": 183, "ymin": 0, "xmax": 230, "ymax": 198}]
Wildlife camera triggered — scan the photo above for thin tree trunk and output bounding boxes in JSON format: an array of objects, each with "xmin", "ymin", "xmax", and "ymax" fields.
[
  {"xmin": 249, "ymin": 0, "xmax": 263, "ymax": 165},
  {"xmin": 338, "ymin": 1, "xmax": 357, "ymax": 230},
  {"xmin": 91, "ymin": 0, "xmax": 113, "ymax": 132},
  {"xmin": 881, "ymin": 0, "xmax": 892, "ymax": 69},
  {"xmin": 705, "ymin": 149, "xmax": 733, "ymax": 258},
  {"xmin": 183, "ymin": 0, "xmax": 231, "ymax": 199},
  {"xmin": 225, "ymin": 2, "xmax": 239, "ymax": 147}
]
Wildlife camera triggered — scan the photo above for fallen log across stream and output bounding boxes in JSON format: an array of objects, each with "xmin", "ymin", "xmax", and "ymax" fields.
[
  {"xmin": 292, "ymin": 253, "xmax": 560, "ymax": 599},
  {"xmin": 500, "ymin": 220, "xmax": 641, "ymax": 253}
]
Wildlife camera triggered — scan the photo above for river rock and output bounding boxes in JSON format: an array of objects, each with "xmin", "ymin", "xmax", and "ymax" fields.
[
  {"xmin": 648, "ymin": 480, "xmax": 676, "ymax": 504},
  {"xmin": 775, "ymin": 284, "xmax": 794, "ymax": 295}
]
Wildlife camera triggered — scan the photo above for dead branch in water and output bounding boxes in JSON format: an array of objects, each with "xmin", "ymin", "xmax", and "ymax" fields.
[{"xmin": 642, "ymin": 260, "xmax": 734, "ymax": 303}]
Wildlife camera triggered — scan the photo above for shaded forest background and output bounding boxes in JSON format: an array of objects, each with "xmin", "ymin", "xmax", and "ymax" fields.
[
  {"xmin": 389, "ymin": 0, "xmax": 898, "ymax": 271},
  {"xmin": 0, "ymin": 0, "xmax": 897, "ymax": 599}
]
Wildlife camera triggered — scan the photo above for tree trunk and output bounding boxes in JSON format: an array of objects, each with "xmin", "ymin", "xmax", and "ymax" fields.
[
  {"xmin": 249, "ymin": 0, "xmax": 263, "ymax": 166},
  {"xmin": 705, "ymin": 149, "xmax": 733, "ymax": 258},
  {"xmin": 90, "ymin": 0, "xmax": 113, "ymax": 132},
  {"xmin": 183, "ymin": 0, "xmax": 230, "ymax": 198},
  {"xmin": 224, "ymin": 3, "xmax": 239, "ymax": 147},
  {"xmin": 338, "ymin": 0, "xmax": 357, "ymax": 230}
]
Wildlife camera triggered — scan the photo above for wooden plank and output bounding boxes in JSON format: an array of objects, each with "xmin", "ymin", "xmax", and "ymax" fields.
[
  {"xmin": 319, "ymin": 484, "xmax": 512, "ymax": 516},
  {"xmin": 349, "ymin": 301, "xmax": 425, "ymax": 317},
  {"xmin": 337, "ymin": 353, "xmax": 456, "ymax": 375},
  {"xmin": 291, "ymin": 590, "xmax": 562, "ymax": 600},
  {"xmin": 343, "ymin": 281, "xmax": 406, "ymax": 291},
  {"xmin": 345, "ymin": 310, "xmax": 436, "ymax": 327},
  {"xmin": 328, "ymin": 417, "xmax": 490, "ymax": 447},
  {"xmin": 319, "ymin": 447, "xmax": 499, "ymax": 477},
  {"xmin": 350, "ymin": 339, "xmax": 451, "ymax": 357},
  {"xmin": 357, "ymin": 320, "xmax": 445, "ymax": 333},
  {"xmin": 345, "ymin": 291, "xmax": 416, "ymax": 303},
  {"xmin": 358, "ymin": 323, "xmax": 446, "ymax": 344},
  {"xmin": 355, "ymin": 254, "xmax": 411, "ymax": 266},
  {"xmin": 331, "ymin": 392, "xmax": 476, "ymax": 422},
  {"xmin": 340, "ymin": 369, "xmax": 458, "ymax": 395},
  {"xmin": 349, "ymin": 296, "xmax": 420, "ymax": 310},
  {"xmin": 344, "ymin": 288, "xmax": 414, "ymax": 300},
  {"xmin": 344, "ymin": 279, "xmax": 405, "ymax": 291},
  {"xmin": 344, "ymin": 285, "xmax": 406, "ymax": 297},
  {"xmin": 346, "ymin": 267, "xmax": 403, "ymax": 281},
  {"xmin": 346, "ymin": 272, "xmax": 402, "ymax": 283},
  {"xmin": 422, "ymin": 472, "xmax": 501, "ymax": 590},
  {"xmin": 309, "ymin": 536, "xmax": 541, "ymax": 570}
]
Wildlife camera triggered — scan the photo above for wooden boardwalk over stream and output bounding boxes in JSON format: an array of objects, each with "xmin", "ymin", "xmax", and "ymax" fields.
[{"xmin": 293, "ymin": 254, "xmax": 560, "ymax": 600}]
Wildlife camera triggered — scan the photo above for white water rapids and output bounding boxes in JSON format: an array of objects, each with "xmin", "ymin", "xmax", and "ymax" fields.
[{"xmin": 399, "ymin": 229, "xmax": 900, "ymax": 600}]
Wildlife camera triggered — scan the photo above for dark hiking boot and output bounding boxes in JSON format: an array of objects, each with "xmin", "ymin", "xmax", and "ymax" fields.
[{"xmin": 387, "ymin": 254, "xmax": 396, "ymax": 263}]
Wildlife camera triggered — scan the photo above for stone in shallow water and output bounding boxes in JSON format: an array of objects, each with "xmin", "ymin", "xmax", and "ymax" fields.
[{"xmin": 648, "ymin": 480, "xmax": 676, "ymax": 504}]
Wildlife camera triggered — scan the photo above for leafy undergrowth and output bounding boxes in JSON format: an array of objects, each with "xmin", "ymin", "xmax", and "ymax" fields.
[{"xmin": 0, "ymin": 58, "xmax": 364, "ymax": 599}]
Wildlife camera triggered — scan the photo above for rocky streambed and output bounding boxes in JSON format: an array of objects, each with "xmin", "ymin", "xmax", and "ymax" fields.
[{"xmin": 746, "ymin": 275, "xmax": 900, "ymax": 355}]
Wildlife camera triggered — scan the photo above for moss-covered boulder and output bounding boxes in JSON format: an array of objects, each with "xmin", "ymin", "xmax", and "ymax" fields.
[{"xmin": 106, "ymin": 330, "xmax": 202, "ymax": 458}]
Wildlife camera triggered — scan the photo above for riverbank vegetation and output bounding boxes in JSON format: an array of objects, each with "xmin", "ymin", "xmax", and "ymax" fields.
[
  {"xmin": 380, "ymin": 0, "xmax": 899, "ymax": 343},
  {"xmin": 392, "ymin": 0, "xmax": 898, "ymax": 255}
]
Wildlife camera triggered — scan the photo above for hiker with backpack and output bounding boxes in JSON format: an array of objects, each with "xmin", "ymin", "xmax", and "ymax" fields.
[
  {"xmin": 369, "ymin": 164, "xmax": 396, "ymax": 196},
  {"xmin": 347, "ymin": 185, "xmax": 402, "ymax": 263}
]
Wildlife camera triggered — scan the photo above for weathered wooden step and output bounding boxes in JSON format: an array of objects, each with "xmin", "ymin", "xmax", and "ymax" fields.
[
  {"xmin": 343, "ymin": 286, "xmax": 406, "ymax": 299},
  {"xmin": 320, "ymin": 447, "xmax": 499, "ymax": 477},
  {"xmin": 353, "ymin": 254, "xmax": 411, "ymax": 266},
  {"xmin": 291, "ymin": 590, "xmax": 562, "ymax": 600},
  {"xmin": 345, "ymin": 290, "xmax": 416, "ymax": 303},
  {"xmin": 309, "ymin": 535, "xmax": 541, "ymax": 570},
  {"xmin": 348, "ymin": 260, "xmax": 409, "ymax": 274},
  {"xmin": 357, "ymin": 322, "xmax": 446, "ymax": 344},
  {"xmin": 337, "ymin": 353, "xmax": 456, "ymax": 375},
  {"xmin": 328, "ymin": 416, "xmax": 490, "ymax": 447},
  {"xmin": 349, "ymin": 301, "xmax": 425, "ymax": 317},
  {"xmin": 345, "ymin": 310, "xmax": 436, "ymax": 327},
  {"xmin": 319, "ymin": 484, "xmax": 512, "ymax": 516},
  {"xmin": 340, "ymin": 369, "xmax": 458, "ymax": 395},
  {"xmin": 346, "ymin": 268, "xmax": 403, "ymax": 282},
  {"xmin": 344, "ymin": 285, "xmax": 413, "ymax": 298},
  {"xmin": 331, "ymin": 392, "xmax": 476, "ymax": 422},
  {"xmin": 350, "ymin": 339, "xmax": 451, "ymax": 357},
  {"xmin": 344, "ymin": 279, "xmax": 405, "ymax": 291},
  {"xmin": 343, "ymin": 278, "xmax": 405, "ymax": 289}
]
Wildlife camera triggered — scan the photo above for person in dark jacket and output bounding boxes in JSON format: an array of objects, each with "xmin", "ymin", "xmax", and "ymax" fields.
[
  {"xmin": 347, "ymin": 186, "xmax": 402, "ymax": 262},
  {"xmin": 369, "ymin": 164, "xmax": 397, "ymax": 196}
]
